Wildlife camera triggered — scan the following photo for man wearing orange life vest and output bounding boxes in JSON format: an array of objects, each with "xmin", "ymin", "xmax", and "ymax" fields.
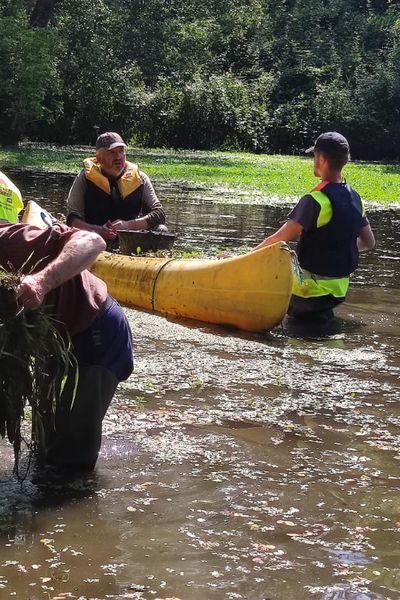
[
  {"xmin": 254, "ymin": 132, "xmax": 375, "ymax": 325},
  {"xmin": 66, "ymin": 132, "xmax": 167, "ymax": 240}
]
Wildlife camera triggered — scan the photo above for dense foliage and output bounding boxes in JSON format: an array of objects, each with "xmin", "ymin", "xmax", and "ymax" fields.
[{"xmin": 0, "ymin": 0, "xmax": 399, "ymax": 158}]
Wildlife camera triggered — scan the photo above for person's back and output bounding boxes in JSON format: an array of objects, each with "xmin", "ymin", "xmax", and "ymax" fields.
[
  {"xmin": 296, "ymin": 181, "xmax": 367, "ymax": 279},
  {"xmin": 253, "ymin": 132, "xmax": 375, "ymax": 328}
]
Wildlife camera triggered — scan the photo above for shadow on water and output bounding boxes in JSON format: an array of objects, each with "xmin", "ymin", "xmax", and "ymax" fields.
[{"xmin": 0, "ymin": 169, "xmax": 399, "ymax": 599}]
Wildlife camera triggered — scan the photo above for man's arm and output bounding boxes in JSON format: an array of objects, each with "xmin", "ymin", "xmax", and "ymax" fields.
[
  {"xmin": 253, "ymin": 195, "xmax": 318, "ymax": 252},
  {"xmin": 67, "ymin": 171, "xmax": 117, "ymax": 240},
  {"xmin": 17, "ymin": 229, "xmax": 106, "ymax": 311},
  {"xmin": 111, "ymin": 214, "xmax": 148, "ymax": 231},
  {"xmin": 111, "ymin": 172, "xmax": 166, "ymax": 231},
  {"xmin": 66, "ymin": 171, "xmax": 87, "ymax": 223},
  {"xmin": 357, "ymin": 223, "xmax": 375, "ymax": 252},
  {"xmin": 253, "ymin": 220, "xmax": 304, "ymax": 251},
  {"xmin": 68, "ymin": 214, "xmax": 118, "ymax": 240}
]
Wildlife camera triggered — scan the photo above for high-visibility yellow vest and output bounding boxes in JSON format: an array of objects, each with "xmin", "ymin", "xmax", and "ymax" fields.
[{"xmin": 0, "ymin": 171, "xmax": 23, "ymax": 223}]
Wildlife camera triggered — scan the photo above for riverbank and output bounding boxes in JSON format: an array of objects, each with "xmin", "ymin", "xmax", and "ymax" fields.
[{"xmin": 0, "ymin": 143, "xmax": 399, "ymax": 204}]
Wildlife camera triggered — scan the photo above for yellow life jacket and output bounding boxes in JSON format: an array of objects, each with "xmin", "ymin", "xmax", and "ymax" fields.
[
  {"xmin": 0, "ymin": 171, "xmax": 23, "ymax": 223},
  {"xmin": 83, "ymin": 158, "xmax": 143, "ymax": 199}
]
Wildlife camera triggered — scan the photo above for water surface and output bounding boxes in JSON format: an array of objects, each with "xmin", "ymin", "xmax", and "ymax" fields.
[{"xmin": 0, "ymin": 169, "xmax": 399, "ymax": 600}]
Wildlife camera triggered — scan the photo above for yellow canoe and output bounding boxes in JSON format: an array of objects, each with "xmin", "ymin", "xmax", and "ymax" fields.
[
  {"xmin": 91, "ymin": 245, "xmax": 293, "ymax": 332},
  {"xmin": 22, "ymin": 200, "xmax": 293, "ymax": 332}
]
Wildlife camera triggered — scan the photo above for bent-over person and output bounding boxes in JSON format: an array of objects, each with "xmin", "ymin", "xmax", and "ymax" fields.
[{"xmin": 0, "ymin": 170, "xmax": 133, "ymax": 481}]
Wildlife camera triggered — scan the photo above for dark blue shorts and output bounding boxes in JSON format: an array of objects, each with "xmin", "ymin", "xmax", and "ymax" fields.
[{"xmin": 71, "ymin": 296, "xmax": 133, "ymax": 382}]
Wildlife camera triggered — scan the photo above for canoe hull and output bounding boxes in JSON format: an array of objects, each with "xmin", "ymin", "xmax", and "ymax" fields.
[
  {"xmin": 91, "ymin": 244, "xmax": 293, "ymax": 332},
  {"xmin": 22, "ymin": 199, "xmax": 294, "ymax": 332}
]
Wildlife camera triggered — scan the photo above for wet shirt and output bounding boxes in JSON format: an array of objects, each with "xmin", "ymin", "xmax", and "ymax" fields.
[{"xmin": 0, "ymin": 222, "xmax": 107, "ymax": 335}]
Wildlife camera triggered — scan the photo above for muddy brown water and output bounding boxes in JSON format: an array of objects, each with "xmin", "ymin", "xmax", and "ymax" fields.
[{"xmin": 0, "ymin": 169, "xmax": 399, "ymax": 600}]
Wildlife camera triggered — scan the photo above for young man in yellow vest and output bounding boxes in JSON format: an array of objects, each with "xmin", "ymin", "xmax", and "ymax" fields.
[{"xmin": 254, "ymin": 132, "xmax": 375, "ymax": 329}]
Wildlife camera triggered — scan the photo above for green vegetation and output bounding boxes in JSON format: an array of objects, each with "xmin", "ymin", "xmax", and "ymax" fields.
[
  {"xmin": 0, "ymin": 267, "xmax": 70, "ymax": 477},
  {"xmin": 0, "ymin": 145, "xmax": 399, "ymax": 204},
  {"xmin": 1, "ymin": 2, "xmax": 400, "ymax": 160}
]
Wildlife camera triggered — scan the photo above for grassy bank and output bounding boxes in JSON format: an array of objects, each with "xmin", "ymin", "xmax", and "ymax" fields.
[{"xmin": 0, "ymin": 144, "xmax": 399, "ymax": 204}]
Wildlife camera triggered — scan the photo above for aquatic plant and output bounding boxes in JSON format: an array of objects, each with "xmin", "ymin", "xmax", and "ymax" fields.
[
  {"xmin": 1, "ymin": 144, "xmax": 398, "ymax": 203},
  {"xmin": 135, "ymin": 395, "xmax": 146, "ymax": 411},
  {"xmin": 191, "ymin": 378, "xmax": 204, "ymax": 390},
  {"xmin": 0, "ymin": 269, "xmax": 71, "ymax": 478},
  {"xmin": 128, "ymin": 247, "xmax": 204, "ymax": 259}
]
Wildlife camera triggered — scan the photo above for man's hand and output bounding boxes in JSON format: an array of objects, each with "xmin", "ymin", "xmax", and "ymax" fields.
[
  {"xmin": 111, "ymin": 217, "xmax": 148, "ymax": 231},
  {"xmin": 99, "ymin": 221, "xmax": 118, "ymax": 240},
  {"xmin": 68, "ymin": 216, "xmax": 117, "ymax": 240},
  {"xmin": 110, "ymin": 219, "xmax": 128, "ymax": 231},
  {"xmin": 16, "ymin": 274, "xmax": 47, "ymax": 312}
]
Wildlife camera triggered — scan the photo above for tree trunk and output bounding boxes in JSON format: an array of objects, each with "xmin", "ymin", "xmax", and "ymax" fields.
[{"xmin": 30, "ymin": 0, "xmax": 59, "ymax": 27}]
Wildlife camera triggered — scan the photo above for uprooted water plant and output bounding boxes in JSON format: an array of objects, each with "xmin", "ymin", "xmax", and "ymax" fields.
[{"xmin": 0, "ymin": 268, "xmax": 71, "ymax": 479}]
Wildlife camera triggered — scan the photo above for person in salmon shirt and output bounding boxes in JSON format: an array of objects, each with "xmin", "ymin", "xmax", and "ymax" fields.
[{"xmin": 0, "ymin": 170, "xmax": 133, "ymax": 481}]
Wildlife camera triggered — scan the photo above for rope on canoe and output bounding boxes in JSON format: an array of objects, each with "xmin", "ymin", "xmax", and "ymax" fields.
[
  {"xmin": 282, "ymin": 243, "xmax": 304, "ymax": 285},
  {"xmin": 151, "ymin": 258, "xmax": 176, "ymax": 311}
]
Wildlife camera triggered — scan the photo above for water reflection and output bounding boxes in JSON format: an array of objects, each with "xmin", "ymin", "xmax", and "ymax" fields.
[
  {"xmin": 320, "ymin": 588, "xmax": 387, "ymax": 599},
  {"xmin": 0, "ymin": 469, "xmax": 123, "ymax": 598}
]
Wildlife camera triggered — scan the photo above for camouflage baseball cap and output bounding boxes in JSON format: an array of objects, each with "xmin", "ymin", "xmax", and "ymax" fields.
[{"xmin": 95, "ymin": 132, "xmax": 127, "ymax": 151}]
